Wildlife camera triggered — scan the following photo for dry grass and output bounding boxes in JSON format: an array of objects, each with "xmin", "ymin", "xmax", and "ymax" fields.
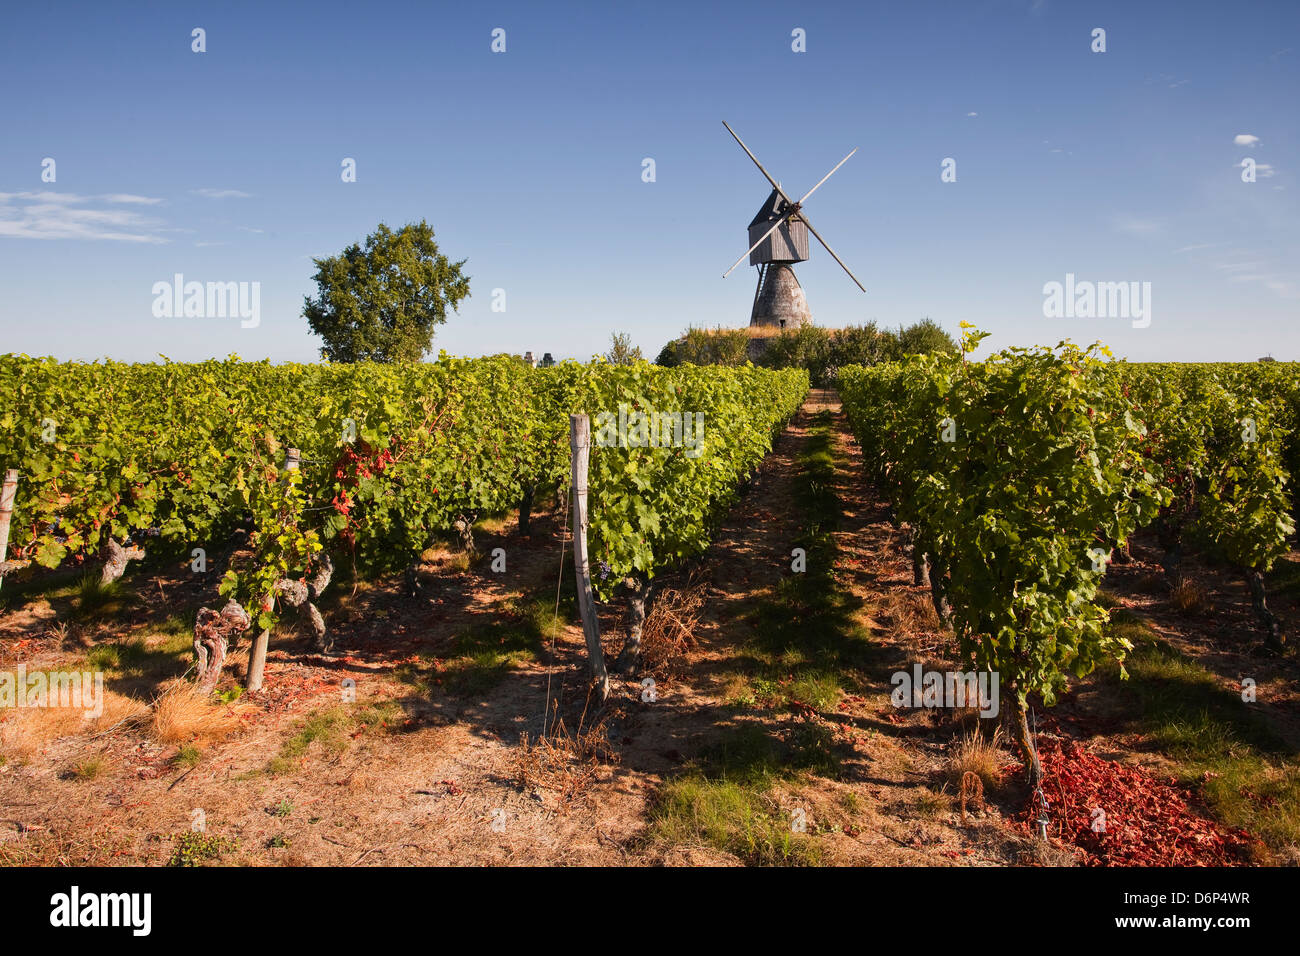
[
  {"xmin": 1170, "ymin": 577, "xmax": 1211, "ymax": 615},
  {"xmin": 474, "ymin": 514, "xmax": 511, "ymax": 534},
  {"xmin": 443, "ymin": 552, "xmax": 472, "ymax": 573},
  {"xmin": 944, "ymin": 725, "xmax": 1007, "ymax": 792},
  {"xmin": 742, "ymin": 324, "xmax": 863, "ymax": 339},
  {"xmin": 0, "ymin": 629, "xmax": 249, "ymax": 761},
  {"xmin": 150, "ymin": 679, "xmax": 250, "ymax": 746},
  {"xmin": 913, "ymin": 787, "xmax": 954, "ymax": 819},
  {"xmin": 868, "ymin": 589, "xmax": 938, "ymax": 646},
  {"xmin": 1016, "ymin": 838, "xmax": 1080, "ymax": 866},
  {"xmin": 342, "ymin": 766, "xmax": 377, "ymax": 791},
  {"xmin": 0, "ymin": 685, "xmax": 147, "ymax": 763},
  {"xmin": 513, "ymin": 715, "xmax": 618, "ymax": 812},
  {"xmin": 0, "ymin": 820, "xmax": 135, "ymax": 867},
  {"xmin": 639, "ymin": 580, "xmax": 706, "ymax": 681}
]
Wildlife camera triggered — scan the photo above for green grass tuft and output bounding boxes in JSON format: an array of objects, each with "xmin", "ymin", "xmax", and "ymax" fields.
[
  {"xmin": 646, "ymin": 726, "xmax": 824, "ymax": 865},
  {"xmin": 70, "ymin": 756, "xmax": 106, "ymax": 781},
  {"xmin": 73, "ymin": 571, "xmax": 133, "ymax": 619},
  {"xmin": 267, "ymin": 702, "xmax": 402, "ymax": 774}
]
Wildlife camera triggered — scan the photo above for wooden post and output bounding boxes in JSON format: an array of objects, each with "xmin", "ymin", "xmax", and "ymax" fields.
[
  {"xmin": 569, "ymin": 416, "xmax": 609, "ymax": 701},
  {"xmin": 0, "ymin": 469, "xmax": 17, "ymax": 593},
  {"xmin": 247, "ymin": 448, "xmax": 299, "ymax": 692}
]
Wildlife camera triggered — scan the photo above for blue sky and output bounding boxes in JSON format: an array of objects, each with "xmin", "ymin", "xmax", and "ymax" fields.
[{"xmin": 1, "ymin": 0, "xmax": 1296, "ymax": 363}]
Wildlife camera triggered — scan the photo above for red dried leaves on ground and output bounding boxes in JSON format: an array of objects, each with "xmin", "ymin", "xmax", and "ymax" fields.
[{"xmin": 1021, "ymin": 737, "xmax": 1255, "ymax": 866}]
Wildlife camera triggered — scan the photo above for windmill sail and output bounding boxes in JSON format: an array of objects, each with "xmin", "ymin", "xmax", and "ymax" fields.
[{"xmin": 721, "ymin": 121, "xmax": 866, "ymax": 331}]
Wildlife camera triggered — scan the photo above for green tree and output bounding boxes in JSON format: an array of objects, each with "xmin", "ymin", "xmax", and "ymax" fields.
[
  {"xmin": 605, "ymin": 332, "xmax": 643, "ymax": 365},
  {"xmin": 895, "ymin": 318, "xmax": 957, "ymax": 357},
  {"xmin": 829, "ymin": 322, "xmax": 897, "ymax": 373},
  {"xmin": 759, "ymin": 325, "xmax": 833, "ymax": 384},
  {"xmin": 657, "ymin": 327, "xmax": 751, "ymax": 367},
  {"xmin": 655, "ymin": 339, "xmax": 682, "ymax": 367},
  {"xmin": 303, "ymin": 221, "xmax": 470, "ymax": 363}
]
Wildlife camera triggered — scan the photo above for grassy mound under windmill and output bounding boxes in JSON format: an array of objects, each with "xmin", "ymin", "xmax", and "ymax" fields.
[{"xmin": 654, "ymin": 319, "xmax": 958, "ymax": 387}]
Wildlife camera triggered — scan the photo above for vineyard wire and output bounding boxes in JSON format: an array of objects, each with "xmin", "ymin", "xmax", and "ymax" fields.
[{"xmin": 543, "ymin": 470, "xmax": 573, "ymax": 740}]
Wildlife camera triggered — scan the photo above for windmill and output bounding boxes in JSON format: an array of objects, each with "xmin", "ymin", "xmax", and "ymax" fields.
[{"xmin": 722, "ymin": 121, "xmax": 866, "ymax": 330}]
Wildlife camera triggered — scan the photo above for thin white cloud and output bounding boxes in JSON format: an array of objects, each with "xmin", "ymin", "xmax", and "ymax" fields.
[
  {"xmin": 1184, "ymin": 245, "xmax": 1298, "ymax": 301},
  {"xmin": 966, "ymin": 111, "xmax": 978, "ymax": 117},
  {"xmin": 102, "ymin": 193, "xmax": 164, "ymax": 205},
  {"xmin": 1148, "ymin": 73, "xmax": 1188, "ymax": 89},
  {"xmin": 0, "ymin": 191, "xmax": 164, "ymax": 205},
  {"xmin": 192, "ymin": 188, "xmax": 252, "ymax": 199},
  {"xmin": 238, "ymin": 226, "xmax": 265, "ymax": 234},
  {"xmin": 1113, "ymin": 216, "xmax": 1161, "ymax": 237},
  {"xmin": 1220, "ymin": 270, "xmax": 1299, "ymax": 298},
  {"xmin": 25, "ymin": 204, "xmax": 149, "ymax": 225},
  {"xmin": 0, "ymin": 190, "xmax": 85, "ymax": 204},
  {"xmin": 1234, "ymin": 134, "xmax": 1260, "ymax": 146},
  {"xmin": 1173, "ymin": 242, "xmax": 1224, "ymax": 254},
  {"xmin": 0, "ymin": 190, "xmax": 167, "ymax": 243}
]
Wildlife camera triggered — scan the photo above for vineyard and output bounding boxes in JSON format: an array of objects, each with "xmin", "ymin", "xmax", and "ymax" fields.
[
  {"xmin": 840, "ymin": 328, "xmax": 1298, "ymax": 778},
  {"xmin": 1, "ymin": 345, "xmax": 1297, "ymax": 867},
  {"xmin": 0, "ymin": 355, "xmax": 806, "ymax": 688}
]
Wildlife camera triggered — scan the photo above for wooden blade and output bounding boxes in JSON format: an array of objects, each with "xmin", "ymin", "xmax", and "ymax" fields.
[
  {"xmin": 798, "ymin": 148, "xmax": 858, "ymax": 204},
  {"xmin": 722, "ymin": 121, "xmax": 797, "ymax": 205},
  {"xmin": 722, "ymin": 211, "xmax": 794, "ymax": 278},
  {"xmin": 799, "ymin": 211, "xmax": 866, "ymax": 293}
]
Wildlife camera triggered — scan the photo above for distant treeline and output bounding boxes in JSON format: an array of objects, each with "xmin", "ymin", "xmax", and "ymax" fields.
[{"xmin": 656, "ymin": 319, "xmax": 958, "ymax": 387}]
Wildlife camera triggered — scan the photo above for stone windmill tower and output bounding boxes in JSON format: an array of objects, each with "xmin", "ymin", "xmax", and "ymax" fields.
[{"xmin": 722, "ymin": 122, "xmax": 866, "ymax": 329}]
